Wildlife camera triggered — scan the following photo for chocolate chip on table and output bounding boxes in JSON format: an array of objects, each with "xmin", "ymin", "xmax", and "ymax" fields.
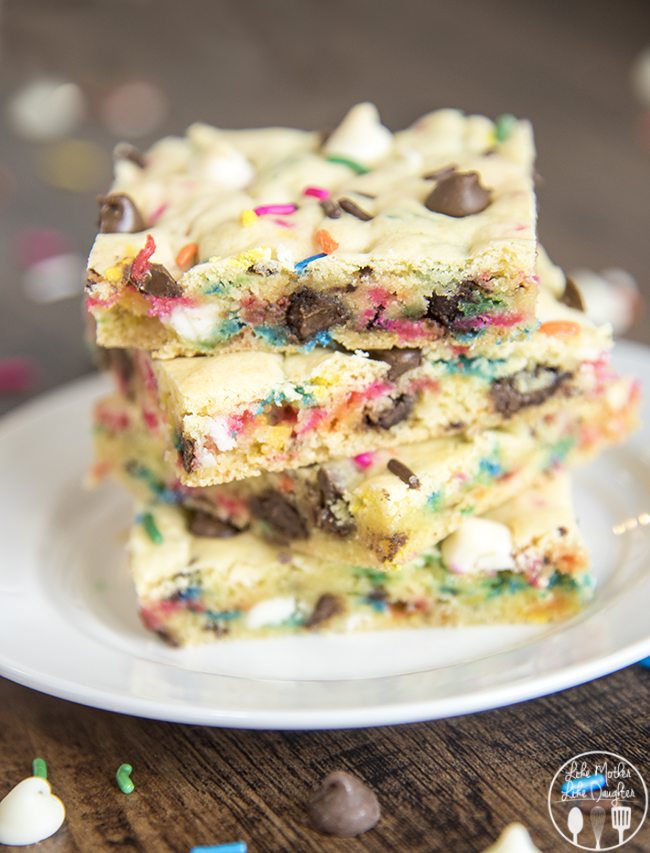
[
  {"xmin": 559, "ymin": 275, "xmax": 585, "ymax": 311},
  {"xmin": 338, "ymin": 197, "xmax": 373, "ymax": 221},
  {"xmin": 424, "ymin": 171, "xmax": 491, "ymax": 217},
  {"xmin": 365, "ymin": 393, "xmax": 415, "ymax": 429},
  {"xmin": 307, "ymin": 770, "xmax": 381, "ymax": 837},
  {"xmin": 423, "ymin": 164, "xmax": 457, "ymax": 181},
  {"xmin": 490, "ymin": 366, "xmax": 571, "ymax": 417},
  {"xmin": 250, "ymin": 490, "xmax": 308, "ymax": 540},
  {"xmin": 366, "ymin": 347, "xmax": 422, "ymax": 381},
  {"xmin": 315, "ymin": 468, "xmax": 356, "ymax": 537},
  {"xmin": 305, "ymin": 593, "xmax": 344, "ymax": 628},
  {"xmin": 113, "ymin": 142, "xmax": 147, "ymax": 168},
  {"xmin": 97, "ymin": 193, "xmax": 146, "ymax": 233},
  {"xmin": 131, "ymin": 262, "xmax": 182, "ymax": 297},
  {"xmin": 426, "ymin": 280, "xmax": 479, "ymax": 330},
  {"xmin": 180, "ymin": 436, "xmax": 197, "ymax": 474},
  {"xmin": 285, "ymin": 286, "xmax": 350, "ymax": 342},
  {"xmin": 188, "ymin": 510, "xmax": 241, "ymax": 538},
  {"xmin": 387, "ymin": 458, "xmax": 421, "ymax": 489},
  {"xmin": 321, "ymin": 199, "xmax": 342, "ymax": 219}
]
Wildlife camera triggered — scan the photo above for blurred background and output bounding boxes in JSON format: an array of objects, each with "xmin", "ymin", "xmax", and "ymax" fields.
[{"xmin": 1, "ymin": 0, "xmax": 649, "ymax": 414}]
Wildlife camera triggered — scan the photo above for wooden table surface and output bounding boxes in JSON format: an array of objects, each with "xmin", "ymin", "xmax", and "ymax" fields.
[{"xmin": 1, "ymin": 1, "xmax": 649, "ymax": 851}]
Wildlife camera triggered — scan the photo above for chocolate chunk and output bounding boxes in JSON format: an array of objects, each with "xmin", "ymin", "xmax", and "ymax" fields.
[
  {"xmin": 491, "ymin": 366, "xmax": 571, "ymax": 417},
  {"xmin": 113, "ymin": 142, "xmax": 146, "ymax": 168},
  {"xmin": 560, "ymin": 276, "xmax": 585, "ymax": 311},
  {"xmin": 338, "ymin": 197, "xmax": 373, "ymax": 221},
  {"xmin": 285, "ymin": 286, "xmax": 349, "ymax": 342},
  {"xmin": 423, "ymin": 164, "xmax": 457, "ymax": 181},
  {"xmin": 131, "ymin": 262, "xmax": 182, "ymax": 297},
  {"xmin": 321, "ymin": 199, "xmax": 342, "ymax": 219},
  {"xmin": 97, "ymin": 193, "xmax": 146, "ymax": 234},
  {"xmin": 365, "ymin": 393, "xmax": 414, "ymax": 429},
  {"xmin": 180, "ymin": 436, "xmax": 196, "ymax": 474},
  {"xmin": 307, "ymin": 771, "xmax": 380, "ymax": 837},
  {"xmin": 247, "ymin": 261, "xmax": 279, "ymax": 276},
  {"xmin": 154, "ymin": 628, "xmax": 180, "ymax": 647},
  {"xmin": 188, "ymin": 510, "xmax": 240, "ymax": 538},
  {"xmin": 426, "ymin": 280, "xmax": 479, "ymax": 331},
  {"xmin": 380, "ymin": 532, "xmax": 408, "ymax": 562},
  {"xmin": 387, "ymin": 458, "xmax": 420, "ymax": 489},
  {"xmin": 306, "ymin": 593, "xmax": 344, "ymax": 628},
  {"xmin": 250, "ymin": 490, "xmax": 308, "ymax": 540},
  {"xmin": 314, "ymin": 469, "xmax": 356, "ymax": 537},
  {"xmin": 424, "ymin": 171, "xmax": 491, "ymax": 217},
  {"xmin": 366, "ymin": 347, "xmax": 422, "ymax": 381}
]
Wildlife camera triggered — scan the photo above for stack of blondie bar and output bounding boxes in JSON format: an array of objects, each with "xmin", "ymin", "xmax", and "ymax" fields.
[{"xmin": 86, "ymin": 104, "xmax": 638, "ymax": 646}]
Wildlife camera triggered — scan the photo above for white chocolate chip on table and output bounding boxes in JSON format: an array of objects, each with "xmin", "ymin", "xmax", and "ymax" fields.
[
  {"xmin": 0, "ymin": 776, "xmax": 66, "ymax": 846},
  {"xmin": 483, "ymin": 823, "xmax": 541, "ymax": 852}
]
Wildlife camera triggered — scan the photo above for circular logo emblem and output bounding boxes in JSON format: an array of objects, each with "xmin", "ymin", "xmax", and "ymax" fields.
[{"xmin": 548, "ymin": 751, "xmax": 648, "ymax": 849}]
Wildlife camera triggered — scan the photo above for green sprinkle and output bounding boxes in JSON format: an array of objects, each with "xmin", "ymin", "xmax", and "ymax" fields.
[
  {"xmin": 495, "ymin": 113, "xmax": 517, "ymax": 143},
  {"xmin": 32, "ymin": 757, "xmax": 47, "ymax": 779},
  {"xmin": 141, "ymin": 512, "xmax": 163, "ymax": 544},
  {"xmin": 326, "ymin": 154, "xmax": 369, "ymax": 175},
  {"xmin": 460, "ymin": 506, "xmax": 475, "ymax": 516},
  {"xmin": 352, "ymin": 566, "xmax": 388, "ymax": 586},
  {"xmin": 116, "ymin": 763, "xmax": 135, "ymax": 794}
]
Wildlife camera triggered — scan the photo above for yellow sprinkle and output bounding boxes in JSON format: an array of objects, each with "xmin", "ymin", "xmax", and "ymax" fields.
[
  {"xmin": 240, "ymin": 209, "xmax": 258, "ymax": 227},
  {"xmin": 229, "ymin": 248, "xmax": 270, "ymax": 271},
  {"xmin": 104, "ymin": 264, "xmax": 125, "ymax": 284}
]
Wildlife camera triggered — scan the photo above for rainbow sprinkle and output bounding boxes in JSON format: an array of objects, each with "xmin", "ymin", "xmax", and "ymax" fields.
[
  {"xmin": 294, "ymin": 252, "xmax": 327, "ymax": 273},
  {"xmin": 303, "ymin": 186, "xmax": 330, "ymax": 200},
  {"xmin": 254, "ymin": 204, "xmax": 297, "ymax": 216},
  {"xmin": 326, "ymin": 154, "xmax": 369, "ymax": 175},
  {"xmin": 141, "ymin": 512, "xmax": 163, "ymax": 544}
]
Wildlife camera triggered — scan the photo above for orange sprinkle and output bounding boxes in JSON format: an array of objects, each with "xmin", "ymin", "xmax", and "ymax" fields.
[
  {"xmin": 539, "ymin": 320, "xmax": 581, "ymax": 336},
  {"xmin": 315, "ymin": 228, "xmax": 339, "ymax": 254},
  {"xmin": 176, "ymin": 242, "xmax": 199, "ymax": 271}
]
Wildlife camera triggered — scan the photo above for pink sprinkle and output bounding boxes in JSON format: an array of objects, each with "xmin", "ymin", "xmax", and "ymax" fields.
[
  {"xmin": 146, "ymin": 295, "xmax": 195, "ymax": 319},
  {"xmin": 303, "ymin": 186, "xmax": 330, "ymax": 200},
  {"xmin": 0, "ymin": 357, "xmax": 37, "ymax": 393},
  {"xmin": 149, "ymin": 203, "xmax": 169, "ymax": 224},
  {"xmin": 272, "ymin": 218, "xmax": 295, "ymax": 229},
  {"xmin": 142, "ymin": 409, "xmax": 158, "ymax": 430},
  {"xmin": 353, "ymin": 452, "xmax": 375, "ymax": 469},
  {"xmin": 254, "ymin": 204, "xmax": 297, "ymax": 216}
]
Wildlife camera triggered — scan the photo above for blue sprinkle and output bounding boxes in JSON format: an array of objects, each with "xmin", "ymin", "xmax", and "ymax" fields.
[
  {"xmin": 479, "ymin": 458, "xmax": 502, "ymax": 478},
  {"xmin": 253, "ymin": 325, "xmax": 288, "ymax": 346},
  {"xmin": 427, "ymin": 490, "xmax": 443, "ymax": 510},
  {"xmin": 639, "ymin": 657, "xmax": 650, "ymax": 669},
  {"xmin": 177, "ymin": 586, "xmax": 202, "ymax": 602},
  {"xmin": 206, "ymin": 609, "xmax": 241, "ymax": 622},
  {"xmin": 561, "ymin": 774, "xmax": 606, "ymax": 796},
  {"xmin": 302, "ymin": 330, "xmax": 332, "ymax": 352},
  {"xmin": 362, "ymin": 596, "xmax": 388, "ymax": 613},
  {"xmin": 294, "ymin": 252, "xmax": 327, "ymax": 273},
  {"xmin": 190, "ymin": 844, "xmax": 247, "ymax": 853}
]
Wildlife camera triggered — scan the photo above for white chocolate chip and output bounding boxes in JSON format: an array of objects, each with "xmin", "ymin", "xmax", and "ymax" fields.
[
  {"xmin": 0, "ymin": 777, "xmax": 65, "ymax": 846},
  {"xmin": 441, "ymin": 518, "xmax": 515, "ymax": 575},
  {"xmin": 245, "ymin": 596, "xmax": 298, "ymax": 629},
  {"xmin": 206, "ymin": 416, "xmax": 237, "ymax": 452},
  {"xmin": 324, "ymin": 103, "xmax": 393, "ymax": 166},
  {"xmin": 483, "ymin": 823, "xmax": 541, "ymax": 853},
  {"xmin": 165, "ymin": 303, "xmax": 222, "ymax": 343}
]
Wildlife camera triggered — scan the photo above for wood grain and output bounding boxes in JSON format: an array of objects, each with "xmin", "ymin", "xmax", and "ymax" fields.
[
  {"xmin": 0, "ymin": 671, "xmax": 649, "ymax": 852},
  {"xmin": 1, "ymin": 1, "xmax": 649, "ymax": 851}
]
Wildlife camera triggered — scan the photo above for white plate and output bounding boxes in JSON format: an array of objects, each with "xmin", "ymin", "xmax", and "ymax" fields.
[{"xmin": 1, "ymin": 341, "xmax": 649, "ymax": 729}]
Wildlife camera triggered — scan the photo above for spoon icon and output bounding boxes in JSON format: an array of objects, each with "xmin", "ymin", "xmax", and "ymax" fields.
[{"xmin": 568, "ymin": 806, "xmax": 584, "ymax": 844}]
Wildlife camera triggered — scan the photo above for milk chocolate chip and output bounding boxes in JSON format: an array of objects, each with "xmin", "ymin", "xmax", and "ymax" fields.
[
  {"xmin": 180, "ymin": 436, "xmax": 196, "ymax": 474},
  {"xmin": 132, "ymin": 263, "xmax": 182, "ymax": 298},
  {"xmin": 188, "ymin": 510, "xmax": 240, "ymax": 538},
  {"xmin": 250, "ymin": 490, "xmax": 308, "ymax": 540},
  {"xmin": 560, "ymin": 276, "xmax": 585, "ymax": 311},
  {"xmin": 366, "ymin": 347, "xmax": 422, "ymax": 381},
  {"xmin": 338, "ymin": 197, "xmax": 373, "ymax": 221},
  {"xmin": 315, "ymin": 469, "xmax": 356, "ymax": 537},
  {"xmin": 97, "ymin": 193, "xmax": 146, "ymax": 233},
  {"xmin": 491, "ymin": 366, "xmax": 571, "ymax": 417},
  {"xmin": 286, "ymin": 286, "xmax": 349, "ymax": 342},
  {"xmin": 425, "ymin": 171, "xmax": 491, "ymax": 217},
  {"xmin": 365, "ymin": 393, "xmax": 414, "ymax": 429},
  {"xmin": 387, "ymin": 458, "xmax": 420, "ymax": 489},
  {"xmin": 306, "ymin": 593, "xmax": 344, "ymax": 628},
  {"xmin": 426, "ymin": 281, "xmax": 479, "ymax": 331},
  {"xmin": 307, "ymin": 770, "xmax": 380, "ymax": 837}
]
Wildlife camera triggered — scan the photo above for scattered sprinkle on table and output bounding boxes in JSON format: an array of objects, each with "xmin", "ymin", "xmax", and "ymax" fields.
[
  {"xmin": 116, "ymin": 763, "xmax": 135, "ymax": 794},
  {"xmin": 190, "ymin": 843, "xmax": 247, "ymax": 853},
  {"xmin": 32, "ymin": 758, "xmax": 47, "ymax": 779},
  {"xmin": 640, "ymin": 657, "xmax": 650, "ymax": 668}
]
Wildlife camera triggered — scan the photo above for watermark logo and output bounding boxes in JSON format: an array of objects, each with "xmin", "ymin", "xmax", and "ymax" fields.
[{"xmin": 548, "ymin": 751, "xmax": 647, "ymax": 849}]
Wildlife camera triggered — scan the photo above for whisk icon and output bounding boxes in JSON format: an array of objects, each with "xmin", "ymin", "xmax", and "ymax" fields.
[{"xmin": 590, "ymin": 806, "xmax": 605, "ymax": 850}]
